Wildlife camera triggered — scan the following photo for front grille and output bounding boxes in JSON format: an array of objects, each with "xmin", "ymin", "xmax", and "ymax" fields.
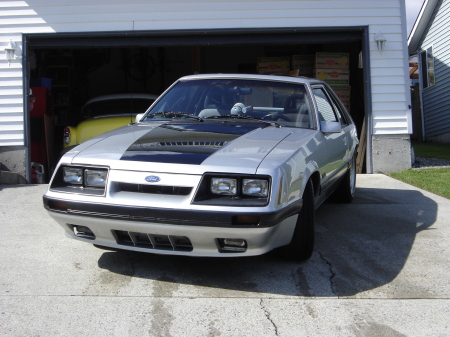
[
  {"xmin": 113, "ymin": 230, "xmax": 193, "ymax": 252},
  {"xmin": 118, "ymin": 182, "xmax": 192, "ymax": 196}
]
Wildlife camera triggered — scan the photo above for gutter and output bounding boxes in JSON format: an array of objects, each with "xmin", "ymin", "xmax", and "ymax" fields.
[{"xmin": 408, "ymin": 0, "xmax": 440, "ymax": 55}]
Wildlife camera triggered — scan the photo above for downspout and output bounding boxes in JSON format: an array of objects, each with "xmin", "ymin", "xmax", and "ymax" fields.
[
  {"xmin": 400, "ymin": 0, "xmax": 414, "ymax": 135},
  {"xmin": 417, "ymin": 52, "xmax": 426, "ymax": 141}
]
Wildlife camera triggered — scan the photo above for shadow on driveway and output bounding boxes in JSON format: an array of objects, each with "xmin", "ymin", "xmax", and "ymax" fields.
[{"xmin": 97, "ymin": 186, "xmax": 437, "ymax": 297}]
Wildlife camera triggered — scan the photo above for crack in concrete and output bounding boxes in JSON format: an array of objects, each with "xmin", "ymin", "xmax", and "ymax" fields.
[
  {"xmin": 260, "ymin": 299, "xmax": 279, "ymax": 336},
  {"xmin": 316, "ymin": 250, "xmax": 338, "ymax": 297}
]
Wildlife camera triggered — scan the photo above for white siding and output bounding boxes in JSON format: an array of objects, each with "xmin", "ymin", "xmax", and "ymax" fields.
[
  {"xmin": 0, "ymin": 30, "xmax": 24, "ymax": 146},
  {"xmin": 0, "ymin": 0, "xmax": 411, "ymax": 145}
]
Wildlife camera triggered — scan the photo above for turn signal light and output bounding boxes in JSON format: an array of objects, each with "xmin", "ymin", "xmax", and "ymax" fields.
[{"xmin": 234, "ymin": 215, "xmax": 260, "ymax": 225}]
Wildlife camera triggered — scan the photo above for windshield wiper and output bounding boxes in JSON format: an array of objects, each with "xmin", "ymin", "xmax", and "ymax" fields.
[
  {"xmin": 204, "ymin": 114, "xmax": 280, "ymax": 127},
  {"xmin": 146, "ymin": 111, "xmax": 203, "ymax": 121}
]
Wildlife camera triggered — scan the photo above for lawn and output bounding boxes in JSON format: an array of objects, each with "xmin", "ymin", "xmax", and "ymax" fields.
[
  {"xmin": 387, "ymin": 141, "xmax": 450, "ymax": 199},
  {"xmin": 412, "ymin": 141, "xmax": 450, "ymax": 160},
  {"xmin": 389, "ymin": 168, "xmax": 450, "ymax": 199}
]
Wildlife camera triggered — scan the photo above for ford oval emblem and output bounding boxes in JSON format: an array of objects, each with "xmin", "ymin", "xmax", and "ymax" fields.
[{"xmin": 145, "ymin": 176, "xmax": 160, "ymax": 183}]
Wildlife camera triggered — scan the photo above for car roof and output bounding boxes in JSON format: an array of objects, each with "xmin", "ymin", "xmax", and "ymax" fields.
[
  {"xmin": 84, "ymin": 93, "xmax": 158, "ymax": 106},
  {"xmin": 178, "ymin": 73, "xmax": 324, "ymax": 85}
]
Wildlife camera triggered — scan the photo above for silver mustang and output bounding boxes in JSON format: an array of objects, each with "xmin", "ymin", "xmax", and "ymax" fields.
[{"xmin": 44, "ymin": 74, "xmax": 358, "ymax": 261}]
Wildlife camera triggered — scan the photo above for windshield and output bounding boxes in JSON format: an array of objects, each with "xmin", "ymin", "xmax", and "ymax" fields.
[
  {"xmin": 144, "ymin": 79, "xmax": 314, "ymax": 129},
  {"xmin": 82, "ymin": 98, "xmax": 155, "ymax": 119}
]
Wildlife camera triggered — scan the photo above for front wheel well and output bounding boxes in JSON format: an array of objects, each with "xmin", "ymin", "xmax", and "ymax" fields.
[{"xmin": 308, "ymin": 171, "xmax": 321, "ymax": 198}]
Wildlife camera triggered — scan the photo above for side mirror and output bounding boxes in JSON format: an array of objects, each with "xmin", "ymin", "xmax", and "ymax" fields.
[
  {"xmin": 135, "ymin": 113, "xmax": 145, "ymax": 123},
  {"xmin": 320, "ymin": 121, "xmax": 342, "ymax": 133}
]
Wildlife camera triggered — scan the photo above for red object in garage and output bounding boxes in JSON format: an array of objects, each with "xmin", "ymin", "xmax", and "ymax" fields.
[{"xmin": 30, "ymin": 86, "xmax": 54, "ymax": 183}]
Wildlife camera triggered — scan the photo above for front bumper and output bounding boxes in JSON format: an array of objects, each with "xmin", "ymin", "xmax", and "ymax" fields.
[{"xmin": 44, "ymin": 196, "xmax": 301, "ymax": 257}]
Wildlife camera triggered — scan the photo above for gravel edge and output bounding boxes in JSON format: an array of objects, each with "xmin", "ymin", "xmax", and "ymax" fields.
[{"xmin": 412, "ymin": 157, "xmax": 450, "ymax": 169}]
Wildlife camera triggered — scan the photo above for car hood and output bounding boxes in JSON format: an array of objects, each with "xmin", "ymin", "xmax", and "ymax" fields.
[{"xmin": 68, "ymin": 121, "xmax": 309, "ymax": 175}]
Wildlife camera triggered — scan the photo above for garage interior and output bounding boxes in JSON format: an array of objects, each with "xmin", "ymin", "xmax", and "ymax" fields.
[{"xmin": 26, "ymin": 29, "xmax": 367, "ymax": 182}]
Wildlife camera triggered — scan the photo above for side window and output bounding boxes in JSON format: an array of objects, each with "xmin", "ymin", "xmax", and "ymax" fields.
[
  {"xmin": 312, "ymin": 88, "xmax": 338, "ymax": 122},
  {"xmin": 420, "ymin": 46, "xmax": 435, "ymax": 89},
  {"xmin": 326, "ymin": 90, "xmax": 348, "ymax": 126}
]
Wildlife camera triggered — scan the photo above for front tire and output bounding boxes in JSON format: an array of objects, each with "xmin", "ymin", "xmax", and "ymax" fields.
[
  {"xmin": 334, "ymin": 153, "xmax": 356, "ymax": 203},
  {"xmin": 278, "ymin": 179, "xmax": 315, "ymax": 261}
]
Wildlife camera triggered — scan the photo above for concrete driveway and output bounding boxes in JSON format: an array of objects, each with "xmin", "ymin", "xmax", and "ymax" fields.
[{"xmin": 1, "ymin": 174, "xmax": 449, "ymax": 336}]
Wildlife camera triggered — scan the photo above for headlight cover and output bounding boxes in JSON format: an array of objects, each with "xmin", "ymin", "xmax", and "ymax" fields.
[
  {"xmin": 193, "ymin": 173, "xmax": 271, "ymax": 206},
  {"xmin": 63, "ymin": 167, "xmax": 83, "ymax": 185},
  {"xmin": 51, "ymin": 165, "xmax": 109, "ymax": 196},
  {"xmin": 211, "ymin": 178, "xmax": 237, "ymax": 195},
  {"xmin": 243, "ymin": 179, "xmax": 269, "ymax": 197},
  {"xmin": 85, "ymin": 169, "xmax": 108, "ymax": 188}
]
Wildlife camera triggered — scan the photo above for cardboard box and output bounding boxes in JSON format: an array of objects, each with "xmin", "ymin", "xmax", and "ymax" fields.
[
  {"xmin": 292, "ymin": 55, "xmax": 314, "ymax": 68},
  {"xmin": 257, "ymin": 57, "xmax": 290, "ymax": 75},
  {"xmin": 290, "ymin": 69, "xmax": 315, "ymax": 77},
  {"xmin": 291, "ymin": 55, "xmax": 314, "ymax": 77},
  {"xmin": 316, "ymin": 52, "xmax": 349, "ymax": 69},
  {"xmin": 330, "ymin": 85, "xmax": 351, "ymax": 101},
  {"xmin": 292, "ymin": 68, "xmax": 315, "ymax": 77},
  {"xmin": 316, "ymin": 69, "xmax": 350, "ymax": 85}
]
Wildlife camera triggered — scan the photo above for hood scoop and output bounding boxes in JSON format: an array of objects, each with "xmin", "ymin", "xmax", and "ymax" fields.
[{"xmin": 129, "ymin": 140, "xmax": 228, "ymax": 150}]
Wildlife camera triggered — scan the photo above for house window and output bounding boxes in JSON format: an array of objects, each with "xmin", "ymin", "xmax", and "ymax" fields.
[{"xmin": 420, "ymin": 47, "xmax": 435, "ymax": 89}]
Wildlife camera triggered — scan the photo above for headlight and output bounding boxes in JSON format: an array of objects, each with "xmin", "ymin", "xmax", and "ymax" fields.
[
  {"xmin": 63, "ymin": 167, "xmax": 83, "ymax": 184},
  {"xmin": 51, "ymin": 165, "xmax": 109, "ymax": 195},
  {"xmin": 243, "ymin": 179, "xmax": 269, "ymax": 197},
  {"xmin": 60, "ymin": 166, "xmax": 108, "ymax": 188},
  {"xmin": 85, "ymin": 169, "xmax": 108, "ymax": 188},
  {"xmin": 193, "ymin": 174, "xmax": 271, "ymax": 206},
  {"xmin": 211, "ymin": 178, "xmax": 237, "ymax": 195}
]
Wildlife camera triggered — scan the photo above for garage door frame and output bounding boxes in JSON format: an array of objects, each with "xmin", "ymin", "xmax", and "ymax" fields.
[{"xmin": 23, "ymin": 26, "xmax": 372, "ymax": 181}]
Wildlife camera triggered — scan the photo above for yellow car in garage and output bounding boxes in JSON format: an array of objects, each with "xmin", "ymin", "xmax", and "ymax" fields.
[{"xmin": 63, "ymin": 93, "xmax": 157, "ymax": 152}]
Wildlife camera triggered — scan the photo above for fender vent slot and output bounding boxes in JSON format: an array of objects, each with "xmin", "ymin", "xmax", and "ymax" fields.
[{"xmin": 113, "ymin": 230, "xmax": 193, "ymax": 252}]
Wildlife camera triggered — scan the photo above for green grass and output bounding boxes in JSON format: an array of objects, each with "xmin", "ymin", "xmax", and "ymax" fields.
[
  {"xmin": 387, "ymin": 141, "xmax": 450, "ymax": 199},
  {"xmin": 412, "ymin": 141, "xmax": 450, "ymax": 160},
  {"xmin": 388, "ymin": 168, "xmax": 450, "ymax": 199}
]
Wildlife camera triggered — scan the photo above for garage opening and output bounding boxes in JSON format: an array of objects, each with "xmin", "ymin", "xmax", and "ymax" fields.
[{"xmin": 26, "ymin": 28, "xmax": 368, "ymax": 182}]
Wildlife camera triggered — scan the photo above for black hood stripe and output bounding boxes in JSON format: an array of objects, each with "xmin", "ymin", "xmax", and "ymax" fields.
[{"xmin": 120, "ymin": 122, "xmax": 260, "ymax": 165}]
